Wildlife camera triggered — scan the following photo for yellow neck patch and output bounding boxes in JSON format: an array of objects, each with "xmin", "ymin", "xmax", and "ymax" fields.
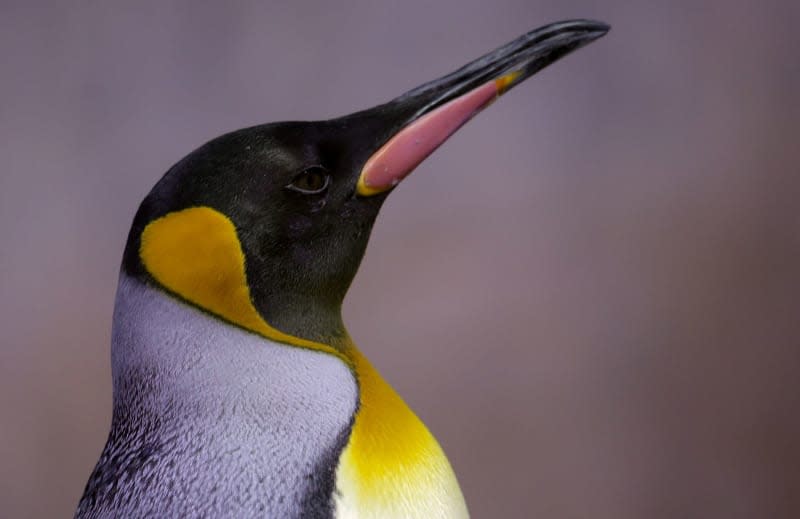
[
  {"xmin": 334, "ymin": 347, "xmax": 469, "ymax": 518},
  {"xmin": 139, "ymin": 206, "xmax": 467, "ymax": 517}
]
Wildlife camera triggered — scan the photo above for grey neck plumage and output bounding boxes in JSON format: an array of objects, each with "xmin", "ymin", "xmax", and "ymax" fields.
[{"xmin": 76, "ymin": 274, "xmax": 357, "ymax": 519}]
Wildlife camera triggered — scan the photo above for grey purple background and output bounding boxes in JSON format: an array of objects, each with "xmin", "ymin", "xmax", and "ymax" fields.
[{"xmin": 2, "ymin": 1, "xmax": 799, "ymax": 517}]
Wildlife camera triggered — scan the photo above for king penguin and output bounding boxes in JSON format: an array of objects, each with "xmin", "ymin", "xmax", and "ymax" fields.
[{"xmin": 76, "ymin": 20, "xmax": 608, "ymax": 519}]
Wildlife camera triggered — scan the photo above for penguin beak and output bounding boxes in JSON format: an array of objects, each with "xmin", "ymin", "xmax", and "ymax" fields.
[{"xmin": 355, "ymin": 19, "xmax": 609, "ymax": 196}]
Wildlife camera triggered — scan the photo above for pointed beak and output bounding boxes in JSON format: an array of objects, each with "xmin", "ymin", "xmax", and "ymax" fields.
[{"xmin": 354, "ymin": 19, "xmax": 609, "ymax": 196}]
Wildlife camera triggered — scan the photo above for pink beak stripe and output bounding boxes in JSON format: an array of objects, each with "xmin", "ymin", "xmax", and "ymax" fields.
[{"xmin": 356, "ymin": 79, "xmax": 504, "ymax": 196}]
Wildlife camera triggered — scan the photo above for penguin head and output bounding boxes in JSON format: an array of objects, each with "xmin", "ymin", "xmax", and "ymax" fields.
[{"xmin": 121, "ymin": 20, "xmax": 608, "ymax": 345}]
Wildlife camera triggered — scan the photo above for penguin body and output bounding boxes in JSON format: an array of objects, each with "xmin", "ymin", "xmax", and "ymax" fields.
[{"xmin": 78, "ymin": 20, "xmax": 608, "ymax": 519}]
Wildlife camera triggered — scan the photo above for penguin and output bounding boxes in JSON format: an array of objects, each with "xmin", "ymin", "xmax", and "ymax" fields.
[{"xmin": 77, "ymin": 20, "xmax": 608, "ymax": 519}]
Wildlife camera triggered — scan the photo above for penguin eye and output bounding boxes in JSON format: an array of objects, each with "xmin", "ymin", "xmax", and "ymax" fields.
[{"xmin": 286, "ymin": 166, "xmax": 330, "ymax": 194}]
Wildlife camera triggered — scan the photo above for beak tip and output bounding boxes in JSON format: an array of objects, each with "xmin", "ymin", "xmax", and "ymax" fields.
[
  {"xmin": 588, "ymin": 21, "xmax": 611, "ymax": 40},
  {"xmin": 567, "ymin": 19, "xmax": 611, "ymax": 33},
  {"xmin": 590, "ymin": 20, "xmax": 612, "ymax": 33},
  {"xmin": 582, "ymin": 21, "xmax": 611, "ymax": 46},
  {"xmin": 549, "ymin": 19, "xmax": 610, "ymax": 45}
]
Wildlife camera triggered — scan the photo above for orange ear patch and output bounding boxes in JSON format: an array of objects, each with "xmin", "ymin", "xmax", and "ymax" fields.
[{"xmin": 139, "ymin": 206, "xmax": 342, "ymax": 359}]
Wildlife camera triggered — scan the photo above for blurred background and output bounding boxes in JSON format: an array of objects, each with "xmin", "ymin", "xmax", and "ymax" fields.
[{"xmin": 2, "ymin": 1, "xmax": 799, "ymax": 517}]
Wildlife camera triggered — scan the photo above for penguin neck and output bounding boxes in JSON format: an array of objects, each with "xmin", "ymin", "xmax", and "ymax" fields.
[{"xmin": 254, "ymin": 292, "xmax": 348, "ymax": 349}]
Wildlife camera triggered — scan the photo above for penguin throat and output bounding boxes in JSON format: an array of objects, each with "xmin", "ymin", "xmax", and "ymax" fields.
[{"xmin": 253, "ymin": 292, "xmax": 347, "ymax": 346}]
